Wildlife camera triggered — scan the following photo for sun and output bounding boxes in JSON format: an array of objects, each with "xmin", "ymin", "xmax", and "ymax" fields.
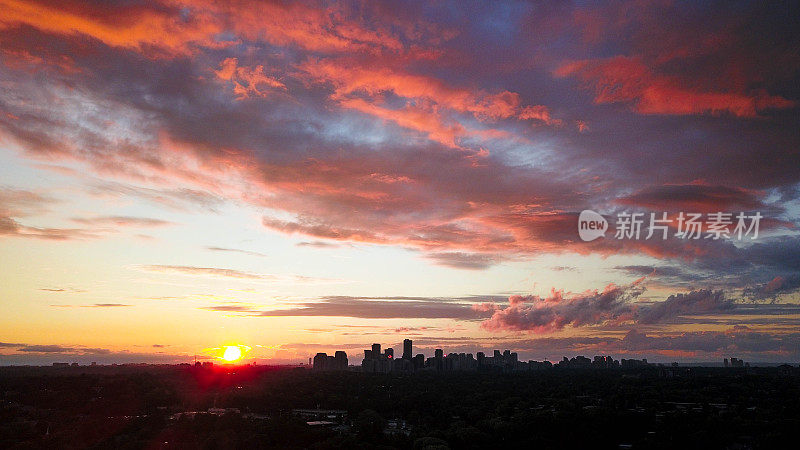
[{"xmin": 222, "ymin": 345, "xmax": 243, "ymax": 362}]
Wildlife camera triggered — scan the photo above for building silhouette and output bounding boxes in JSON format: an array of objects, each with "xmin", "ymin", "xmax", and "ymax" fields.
[
  {"xmin": 402, "ymin": 339, "xmax": 412, "ymax": 361},
  {"xmin": 361, "ymin": 344, "xmax": 393, "ymax": 373},
  {"xmin": 313, "ymin": 351, "xmax": 348, "ymax": 371},
  {"xmin": 311, "ymin": 338, "xmax": 658, "ymax": 374}
]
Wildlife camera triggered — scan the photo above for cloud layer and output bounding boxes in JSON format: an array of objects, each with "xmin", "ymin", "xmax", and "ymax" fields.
[{"xmin": 1, "ymin": 0, "xmax": 799, "ymax": 361}]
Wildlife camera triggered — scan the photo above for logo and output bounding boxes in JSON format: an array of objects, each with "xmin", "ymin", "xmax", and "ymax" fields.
[
  {"xmin": 576, "ymin": 210, "xmax": 761, "ymax": 242},
  {"xmin": 578, "ymin": 210, "xmax": 608, "ymax": 241}
]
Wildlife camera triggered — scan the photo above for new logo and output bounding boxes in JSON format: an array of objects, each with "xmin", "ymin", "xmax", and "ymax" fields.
[{"xmin": 578, "ymin": 210, "xmax": 608, "ymax": 241}]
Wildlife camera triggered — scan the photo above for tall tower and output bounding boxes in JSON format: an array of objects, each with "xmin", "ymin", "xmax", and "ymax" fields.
[
  {"xmin": 403, "ymin": 339, "xmax": 412, "ymax": 360},
  {"xmin": 372, "ymin": 343, "xmax": 381, "ymax": 356}
]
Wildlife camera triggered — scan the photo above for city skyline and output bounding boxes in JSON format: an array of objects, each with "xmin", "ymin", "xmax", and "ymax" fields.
[
  {"xmin": 314, "ymin": 337, "xmax": 754, "ymax": 372},
  {"xmin": 2, "ymin": 0, "xmax": 800, "ymax": 366}
]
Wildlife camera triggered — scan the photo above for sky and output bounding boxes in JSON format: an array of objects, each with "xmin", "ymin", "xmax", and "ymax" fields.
[{"xmin": 1, "ymin": 0, "xmax": 799, "ymax": 365}]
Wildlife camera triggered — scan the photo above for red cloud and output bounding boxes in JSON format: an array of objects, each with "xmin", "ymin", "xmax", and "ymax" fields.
[
  {"xmin": 0, "ymin": 0, "xmax": 225, "ymax": 57},
  {"xmin": 298, "ymin": 57, "xmax": 560, "ymax": 147},
  {"xmin": 478, "ymin": 281, "xmax": 645, "ymax": 333},
  {"xmin": 1, "ymin": 0, "xmax": 797, "ymax": 279},
  {"xmin": 617, "ymin": 183, "xmax": 766, "ymax": 212},
  {"xmin": 0, "ymin": 0, "xmax": 451, "ymax": 60},
  {"xmin": 556, "ymin": 56, "xmax": 793, "ymax": 117},
  {"xmin": 215, "ymin": 58, "xmax": 285, "ymax": 100}
]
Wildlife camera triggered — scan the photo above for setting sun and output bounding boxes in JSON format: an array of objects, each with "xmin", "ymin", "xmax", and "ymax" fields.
[{"xmin": 222, "ymin": 346, "xmax": 243, "ymax": 362}]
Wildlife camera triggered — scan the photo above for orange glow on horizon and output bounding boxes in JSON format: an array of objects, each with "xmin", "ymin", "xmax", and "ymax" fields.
[
  {"xmin": 222, "ymin": 345, "xmax": 242, "ymax": 362},
  {"xmin": 205, "ymin": 345, "xmax": 251, "ymax": 364}
]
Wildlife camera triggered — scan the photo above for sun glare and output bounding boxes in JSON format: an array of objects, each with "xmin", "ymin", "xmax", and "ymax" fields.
[{"xmin": 222, "ymin": 345, "xmax": 243, "ymax": 362}]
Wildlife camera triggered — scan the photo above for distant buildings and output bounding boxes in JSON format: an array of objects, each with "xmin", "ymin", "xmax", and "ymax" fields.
[
  {"xmin": 304, "ymin": 338, "xmax": 663, "ymax": 374},
  {"xmin": 313, "ymin": 351, "xmax": 348, "ymax": 371},
  {"xmin": 362, "ymin": 344, "xmax": 394, "ymax": 373},
  {"xmin": 352, "ymin": 339, "xmax": 653, "ymax": 373},
  {"xmin": 724, "ymin": 357, "xmax": 748, "ymax": 368}
]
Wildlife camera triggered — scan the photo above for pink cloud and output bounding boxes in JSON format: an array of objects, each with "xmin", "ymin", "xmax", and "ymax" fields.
[
  {"xmin": 215, "ymin": 57, "xmax": 286, "ymax": 100},
  {"xmin": 556, "ymin": 56, "xmax": 793, "ymax": 118}
]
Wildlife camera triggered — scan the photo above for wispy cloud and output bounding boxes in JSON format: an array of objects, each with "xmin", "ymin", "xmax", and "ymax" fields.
[
  {"xmin": 136, "ymin": 264, "xmax": 348, "ymax": 285},
  {"xmin": 295, "ymin": 241, "xmax": 341, "ymax": 248},
  {"xmin": 71, "ymin": 216, "xmax": 174, "ymax": 227},
  {"xmin": 139, "ymin": 265, "xmax": 262, "ymax": 279},
  {"xmin": 15, "ymin": 344, "xmax": 111, "ymax": 354},
  {"xmin": 201, "ymin": 296, "xmax": 494, "ymax": 320},
  {"xmin": 205, "ymin": 246, "xmax": 267, "ymax": 257},
  {"xmin": 424, "ymin": 252, "xmax": 501, "ymax": 270},
  {"xmin": 39, "ymin": 287, "xmax": 86, "ymax": 293},
  {"xmin": 49, "ymin": 303, "xmax": 132, "ymax": 308},
  {"xmin": 83, "ymin": 303, "xmax": 132, "ymax": 308}
]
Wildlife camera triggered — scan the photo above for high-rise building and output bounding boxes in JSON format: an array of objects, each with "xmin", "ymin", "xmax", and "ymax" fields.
[
  {"xmin": 315, "ymin": 351, "xmax": 348, "ymax": 371},
  {"xmin": 372, "ymin": 343, "xmax": 381, "ymax": 356},
  {"xmin": 403, "ymin": 339, "xmax": 412, "ymax": 360},
  {"xmin": 435, "ymin": 348, "xmax": 443, "ymax": 359},
  {"xmin": 334, "ymin": 351, "xmax": 348, "ymax": 369},
  {"xmin": 313, "ymin": 352, "xmax": 327, "ymax": 370},
  {"xmin": 385, "ymin": 348, "xmax": 393, "ymax": 359}
]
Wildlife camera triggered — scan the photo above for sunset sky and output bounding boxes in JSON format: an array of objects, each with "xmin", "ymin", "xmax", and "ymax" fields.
[{"xmin": 1, "ymin": 0, "xmax": 799, "ymax": 365}]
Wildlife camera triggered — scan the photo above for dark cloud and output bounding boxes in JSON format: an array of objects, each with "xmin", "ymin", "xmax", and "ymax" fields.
[
  {"xmin": 618, "ymin": 328, "xmax": 799, "ymax": 357},
  {"xmin": 614, "ymin": 265, "xmax": 694, "ymax": 279},
  {"xmin": 743, "ymin": 274, "xmax": 800, "ymax": 301},
  {"xmin": 17, "ymin": 345, "xmax": 72, "ymax": 353},
  {"xmin": 637, "ymin": 290, "xmax": 732, "ymax": 324},
  {"xmin": 201, "ymin": 296, "xmax": 492, "ymax": 320},
  {"xmin": 617, "ymin": 184, "xmax": 772, "ymax": 213},
  {"xmin": 424, "ymin": 252, "xmax": 501, "ymax": 270},
  {"xmin": 478, "ymin": 283, "xmax": 764, "ymax": 333}
]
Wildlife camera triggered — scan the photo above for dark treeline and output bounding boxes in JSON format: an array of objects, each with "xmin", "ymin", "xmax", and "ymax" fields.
[{"xmin": 2, "ymin": 365, "xmax": 799, "ymax": 449}]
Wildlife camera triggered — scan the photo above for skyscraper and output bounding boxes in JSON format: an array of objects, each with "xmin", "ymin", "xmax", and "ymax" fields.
[
  {"xmin": 372, "ymin": 343, "xmax": 381, "ymax": 356},
  {"xmin": 403, "ymin": 339, "xmax": 412, "ymax": 360},
  {"xmin": 334, "ymin": 351, "xmax": 348, "ymax": 370}
]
